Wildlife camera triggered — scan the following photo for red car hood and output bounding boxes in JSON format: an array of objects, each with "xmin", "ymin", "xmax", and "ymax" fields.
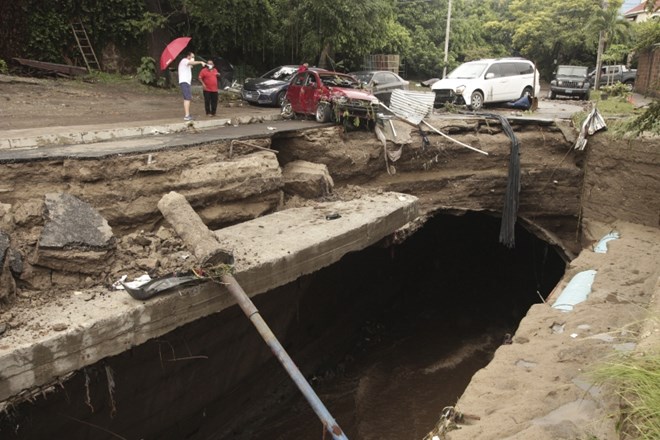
[{"xmin": 331, "ymin": 87, "xmax": 379, "ymax": 103}]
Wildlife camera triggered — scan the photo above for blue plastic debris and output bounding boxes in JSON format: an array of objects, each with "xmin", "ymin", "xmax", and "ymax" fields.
[
  {"xmin": 594, "ymin": 231, "xmax": 620, "ymax": 254},
  {"xmin": 552, "ymin": 269, "xmax": 597, "ymax": 312}
]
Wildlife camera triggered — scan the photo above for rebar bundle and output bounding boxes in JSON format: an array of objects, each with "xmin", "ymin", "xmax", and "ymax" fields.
[{"xmin": 476, "ymin": 112, "xmax": 520, "ymax": 248}]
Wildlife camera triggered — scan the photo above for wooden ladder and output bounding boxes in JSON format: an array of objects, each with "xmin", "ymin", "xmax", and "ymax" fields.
[{"xmin": 71, "ymin": 19, "xmax": 100, "ymax": 72}]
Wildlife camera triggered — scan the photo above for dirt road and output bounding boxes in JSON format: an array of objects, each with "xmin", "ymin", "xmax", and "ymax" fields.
[{"xmin": 0, "ymin": 74, "xmax": 277, "ymax": 131}]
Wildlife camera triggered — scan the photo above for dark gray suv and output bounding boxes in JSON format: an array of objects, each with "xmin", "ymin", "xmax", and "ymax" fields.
[{"xmin": 549, "ymin": 65, "xmax": 591, "ymax": 100}]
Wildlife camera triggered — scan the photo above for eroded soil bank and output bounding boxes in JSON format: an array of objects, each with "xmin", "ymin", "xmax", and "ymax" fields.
[{"xmin": 0, "ymin": 109, "xmax": 659, "ymax": 440}]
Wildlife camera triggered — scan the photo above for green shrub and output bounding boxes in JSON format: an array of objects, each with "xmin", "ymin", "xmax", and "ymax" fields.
[
  {"xmin": 136, "ymin": 56, "xmax": 158, "ymax": 86},
  {"xmin": 601, "ymin": 82, "xmax": 631, "ymax": 98},
  {"xmin": 0, "ymin": 59, "xmax": 7, "ymax": 74},
  {"xmin": 614, "ymin": 100, "xmax": 660, "ymax": 137}
]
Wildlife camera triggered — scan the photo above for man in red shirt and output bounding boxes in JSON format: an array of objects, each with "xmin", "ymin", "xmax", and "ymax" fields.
[{"xmin": 198, "ymin": 60, "xmax": 220, "ymax": 116}]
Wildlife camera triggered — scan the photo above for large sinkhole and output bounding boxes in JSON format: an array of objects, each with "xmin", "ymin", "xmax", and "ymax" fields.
[{"xmin": 1, "ymin": 212, "xmax": 565, "ymax": 440}]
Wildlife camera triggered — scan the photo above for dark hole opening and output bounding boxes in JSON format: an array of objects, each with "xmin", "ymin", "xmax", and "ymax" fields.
[{"xmin": 1, "ymin": 212, "xmax": 565, "ymax": 440}]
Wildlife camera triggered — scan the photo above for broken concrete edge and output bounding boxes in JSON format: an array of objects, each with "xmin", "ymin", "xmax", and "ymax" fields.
[
  {"xmin": 0, "ymin": 113, "xmax": 284, "ymax": 151},
  {"xmin": 0, "ymin": 192, "xmax": 419, "ymax": 407}
]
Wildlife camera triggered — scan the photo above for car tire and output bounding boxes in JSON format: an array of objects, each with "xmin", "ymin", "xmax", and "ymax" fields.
[
  {"xmin": 550, "ymin": 91, "xmax": 556, "ymax": 100},
  {"xmin": 315, "ymin": 102, "xmax": 332, "ymax": 123},
  {"xmin": 522, "ymin": 86, "xmax": 533, "ymax": 98},
  {"xmin": 281, "ymin": 100, "xmax": 294, "ymax": 120},
  {"xmin": 583, "ymin": 91, "xmax": 590, "ymax": 101},
  {"xmin": 468, "ymin": 91, "xmax": 484, "ymax": 111},
  {"xmin": 276, "ymin": 90, "xmax": 287, "ymax": 107}
]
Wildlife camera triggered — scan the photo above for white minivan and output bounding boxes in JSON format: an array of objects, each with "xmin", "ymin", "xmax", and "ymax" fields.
[{"xmin": 431, "ymin": 58, "xmax": 540, "ymax": 110}]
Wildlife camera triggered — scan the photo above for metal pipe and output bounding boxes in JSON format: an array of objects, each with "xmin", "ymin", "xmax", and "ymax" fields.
[
  {"xmin": 421, "ymin": 120, "xmax": 489, "ymax": 155},
  {"xmin": 221, "ymin": 274, "xmax": 349, "ymax": 440}
]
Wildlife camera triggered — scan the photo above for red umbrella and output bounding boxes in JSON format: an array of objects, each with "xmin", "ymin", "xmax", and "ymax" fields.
[{"xmin": 160, "ymin": 37, "xmax": 192, "ymax": 70}]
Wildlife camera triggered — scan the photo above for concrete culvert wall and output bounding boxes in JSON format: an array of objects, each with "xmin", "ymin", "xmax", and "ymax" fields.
[{"xmin": 0, "ymin": 212, "xmax": 565, "ymax": 440}]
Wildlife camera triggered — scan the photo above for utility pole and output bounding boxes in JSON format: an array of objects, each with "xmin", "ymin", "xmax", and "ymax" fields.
[
  {"xmin": 594, "ymin": 1, "xmax": 607, "ymax": 90},
  {"xmin": 595, "ymin": 30, "xmax": 605, "ymax": 90},
  {"xmin": 443, "ymin": 0, "xmax": 452, "ymax": 78}
]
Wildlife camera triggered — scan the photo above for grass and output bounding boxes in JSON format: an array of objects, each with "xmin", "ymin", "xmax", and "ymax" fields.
[
  {"xmin": 570, "ymin": 89, "xmax": 660, "ymax": 138},
  {"xmin": 590, "ymin": 90, "xmax": 636, "ymax": 115},
  {"xmin": 590, "ymin": 353, "xmax": 660, "ymax": 439}
]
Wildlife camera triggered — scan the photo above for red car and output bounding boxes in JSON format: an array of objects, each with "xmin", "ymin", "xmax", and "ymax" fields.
[{"xmin": 282, "ymin": 70, "xmax": 380, "ymax": 124}]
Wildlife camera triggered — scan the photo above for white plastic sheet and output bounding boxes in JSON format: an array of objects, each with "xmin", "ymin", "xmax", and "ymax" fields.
[
  {"xmin": 552, "ymin": 269, "xmax": 597, "ymax": 312},
  {"xmin": 593, "ymin": 231, "xmax": 620, "ymax": 254},
  {"xmin": 113, "ymin": 273, "xmax": 152, "ymax": 290}
]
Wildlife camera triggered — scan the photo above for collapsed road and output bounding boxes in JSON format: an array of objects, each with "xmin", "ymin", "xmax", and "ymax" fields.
[{"xmin": 0, "ymin": 103, "xmax": 658, "ymax": 440}]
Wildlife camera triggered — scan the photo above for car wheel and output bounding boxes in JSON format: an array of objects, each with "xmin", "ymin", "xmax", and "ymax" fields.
[
  {"xmin": 522, "ymin": 86, "xmax": 533, "ymax": 98},
  {"xmin": 584, "ymin": 91, "xmax": 591, "ymax": 101},
  {"xmin": 276, "ymin": 90, "xmax": 287, "ymax": 107},
  {"xmin": 549, "ymin": 91, "xmax": 556, "ymax": 100},
  {"xmin": 281, "ymin": 100, "xmax": 294, "ymax": 119},
  {"xmin": 468, "ymin": 91, "xmax": 484, "ymax": 111},
  {"xmin": 315, "ymin": 102, "xmax": 332, "ymax": 123}
]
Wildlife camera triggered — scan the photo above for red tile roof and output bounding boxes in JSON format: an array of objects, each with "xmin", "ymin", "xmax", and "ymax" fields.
[{"xmin": 624, "ymin": 0, "xmax": 660, "ymax": 16}]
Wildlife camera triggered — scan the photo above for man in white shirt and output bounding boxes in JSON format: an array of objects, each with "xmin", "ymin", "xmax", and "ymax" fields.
[{"xmin": 178, "ymin": 52, "xmax": 206, "ymax": 121}]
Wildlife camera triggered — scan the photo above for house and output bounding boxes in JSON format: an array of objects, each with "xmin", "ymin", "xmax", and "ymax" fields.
[{"xmin": 623, "ymin": 0, "xmax": 660, "ymax": 22}]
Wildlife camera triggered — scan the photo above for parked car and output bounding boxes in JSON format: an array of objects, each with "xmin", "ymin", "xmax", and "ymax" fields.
[
  {"xmin": 242, "ymin": 65, "xmax": 299, "ymax": 107},
  {"xmin": 549, "ymin": 65, "xmax": 591, "ymax": 100},
  {"xmin": 431, "ymin": 58, "xmax": 541, "ymax": 110},
  {"xmin": 282, "ymin": 70, "xmax": 380, "ymax": 123},
  {"xmin": 349, "ymin": 70, "xmax": 409, "ymax": 105},
  {"xmin": 588, "ymin": 65, "xmax": 636, "ymax": 90}
]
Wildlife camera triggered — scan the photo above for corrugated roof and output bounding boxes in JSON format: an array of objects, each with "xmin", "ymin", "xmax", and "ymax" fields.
[{"xmin": 388, "ymin": 89, "xmax": 435, "ymax": 125}]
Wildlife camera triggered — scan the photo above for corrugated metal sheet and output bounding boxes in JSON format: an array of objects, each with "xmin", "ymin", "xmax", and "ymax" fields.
[{"xmin": 388, "ymin": 89, "xmax": 435, "ymax": 125}]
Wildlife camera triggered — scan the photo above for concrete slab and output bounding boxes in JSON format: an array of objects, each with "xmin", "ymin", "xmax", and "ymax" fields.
[
  {"xmin": 0, "ymin": 192, "xmax": 419, "ymax": 405},
  {"xmin": 0, "ymin": 119, "xmax": 327, "ymax": 162},
  {"xmin": 0, "ymin": 112, "xmax": 283, "ymax": 152}
]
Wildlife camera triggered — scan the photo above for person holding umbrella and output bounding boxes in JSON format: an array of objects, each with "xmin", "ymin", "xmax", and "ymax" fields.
[
  {"xmin": 178, "ymin": 52, "xmax": 206, "ymax": 121},
  {"xmin": 198, "ymin": 60, "xmax": 220, "ymax": 116}
]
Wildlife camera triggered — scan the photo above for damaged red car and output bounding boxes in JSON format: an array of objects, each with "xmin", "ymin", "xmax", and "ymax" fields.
[{"xmin": 281, "ymin": 70, "xmax": 380, "ymax": 124}]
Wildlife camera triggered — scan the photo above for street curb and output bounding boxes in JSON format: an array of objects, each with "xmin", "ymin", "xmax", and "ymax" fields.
[{"xmin": 0, "ymin": 113, "xmax": 283, "ymax": 151}]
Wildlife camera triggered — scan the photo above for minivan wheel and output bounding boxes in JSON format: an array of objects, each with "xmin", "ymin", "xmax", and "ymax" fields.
[
  {"xmin": 315, "ymin": 102, "xmax": 332, "ymax": 123},
  {"xmin": 522, "ymin": 86, "xmax": 533, "ymax": 98},
  {"xmin": 469, "ymin": 91, "xmax": 484, "ymax": 111}
]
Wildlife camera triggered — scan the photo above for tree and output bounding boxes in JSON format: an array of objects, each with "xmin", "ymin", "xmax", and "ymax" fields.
[
  {"xmin": 396, "ymin": 0, "xmax": 512, "ymax": 79},
  {"xmin": 509, "ymin": 0, "xmax": 600, "ymax": 79},
  {"xmin": 589, "ymin": 0, "xmax": 632, "ymax": 89},
  {"xmin": 632, "ymin": 14, "xmax": 660, "ymax": 52}
]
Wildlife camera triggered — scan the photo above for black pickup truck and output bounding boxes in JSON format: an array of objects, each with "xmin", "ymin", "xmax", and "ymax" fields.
[
  {"xmin": 589, "ymin": 65, "xmax": 637, "ymax": 90},
  {"xmin": 549, "ymin": 65, "xmax": 591, "ymax": 100}
]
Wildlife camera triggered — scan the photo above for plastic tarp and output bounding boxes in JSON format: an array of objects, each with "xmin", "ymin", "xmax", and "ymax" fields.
[
  {"xmin": 506, "ymin": 94, "xmax": 532, "ymax": 110},
  {"xmin": 574, "ymin": 107, "xmax": 607, "ymax": 150},
  {"xmin": 552, "ymin": 269, "xmax": 597, "ymax": 312},
  {"xmin": 594, "ymin": 231, "xmax": 620, "ymax": 254}
]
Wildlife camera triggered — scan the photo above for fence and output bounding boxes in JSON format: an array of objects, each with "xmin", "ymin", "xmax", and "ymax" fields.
[{"xmin": 363, "ymin": 54, "xmax": 402, "ymax": 75}]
